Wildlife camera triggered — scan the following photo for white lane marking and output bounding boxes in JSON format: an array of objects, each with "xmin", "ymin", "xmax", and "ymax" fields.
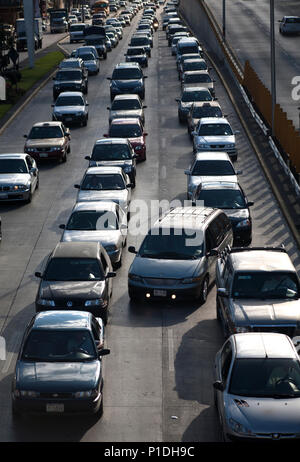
[{"xmin": 168, "ymin": 328, "xmax": 174, "ymax": 372}]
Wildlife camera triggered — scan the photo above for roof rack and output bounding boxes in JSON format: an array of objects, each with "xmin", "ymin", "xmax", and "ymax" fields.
[{"xmin": 229, "ymin": 246, "xmax": 286, "ymax": 254}]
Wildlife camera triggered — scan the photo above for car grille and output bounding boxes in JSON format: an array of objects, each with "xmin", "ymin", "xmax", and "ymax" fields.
[
  {"xmin": 38, "ymin": 147, "xmax": 52, "ymax": 152},
  {"xmin": 251, "ymin": 325, "xmax": 296, "ymax": 337},
  {"xmin": 54, "ymin": 299, "xmax": 86, "ymax": 308},
  {"xmin": 209, "ymin": 145, "xmax": 225, "ymax": 149},
  {"xmin": 40, "ymin": 392, "xmax": 74, "ymax": 399},
  {"xmin": 144, "ymin": 278, "xmax": 179, "ymax": 287}
]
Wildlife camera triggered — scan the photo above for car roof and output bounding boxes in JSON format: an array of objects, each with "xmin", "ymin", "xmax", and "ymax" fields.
[
  {"xmin": 72, "ymin": 201, "xmax": 117, "ymax": 212},
  {"xmin": 33, "ymin": 310, "xmax": 92, "ymax": 330},
  {"xmin": 113, "ymin": 94, "xmax": 140, "ymax": 100},
  {"xmin": 200, "ymin": 181, "xmax": 240, "ymax": 190},
  {"xmin": 199, "ymin": 117, "xmax": 230, "ymax": 124},
  {"xmin": 153, "ymin": 206, "xmax": 217, "ymax": 231},
  {"xmin": 183, "ymin": 70, "xmax": 209, "ymax": 75},
  {"xmin": 56, "ymin": 91, "xmax": 84, "ymax": 97},
  {"xmin": 195, "ymin": 152, "xmax": 231, "ymax": 161},
  {"xmin": 233, "ymin": 333, "xmax": 297, "ymax": 359},
  {"xmin": 94, "ymin": 137, "xmax": 129, "ymax": 145},
  {"xmin": 86, "ymin": 166, "xmax": 124, "ymax": 174},
  {"xmin": 0, "ymin": 153, "xmax": 27, "ymax": 160},
  {"xmin": 182, "ymin": 86, "xmax": 211, "ymax": 93},
  {"xmin": 229, "ymin": 249, "xmax": 296, "ymax": 272},
  {"xmin": 110, "ymin": 117, "xmax": 141, "ymax": 124},
  {"xmin": 114, "ymin": 62, "xmax": 140, "ymax": 68},
  {"xmin": 191, "ymin": 101, "xmax": 221, "ymax": 108},
  {"xmin": 51, "ymin": 241, "xmax": 101, "ymax": 259},
  {"xmin": 32, "ymin": 121, "xmax": 63, "ymax": 128},
  {"xmin": 183, "ymin": 58, "xmax": 206, "ymax": 63}
]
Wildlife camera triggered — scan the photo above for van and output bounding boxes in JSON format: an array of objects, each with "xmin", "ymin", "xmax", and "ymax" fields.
[
  {"xmin": 127, "ymin": 206, "xmax": 233, "ymax": 303},
  {"xmin": 176, "ymin": 37, "xmax": 202, "ymax": 60}
]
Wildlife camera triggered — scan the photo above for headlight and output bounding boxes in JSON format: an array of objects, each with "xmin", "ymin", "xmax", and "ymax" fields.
[
  {"xmin": 75, "ymin": 111, "xmax": 83, "ymax": 116},
  {"xmin": 135, "ymin": 145, "xmax": 142, "ymax": 151},
  {"xmin": 26, "ymin": 148, "xmax": 36, "ymax": 152},
  {"xmin": 13, "ymin": 184, "xmax": 28, "ymax": 191},
  {"xmin": 234, "ymin": 326, "xmax": 250, "ymax": 333},
  {"xmin": 128, "ymin": 273, "xmax": 143, "ymax": 282},
  {"xmin": 196, "ymin": 143, "xmax": 207, "ymax": 148},
  {"xmin": 38, "ymin": 299, "xmax": 55, "ymax": 307},
  {"xmin": 20, "ymin": 390, "xmax": 40, "ymax": 398},
  {"xmin": 236, "ymin": 219, "xmax": 251, "ymax": 228},
  {"xmin": 228, "ymin": 418, "xmax": 252, "ymax": 436},
  {"xmin": 227, "ymin": 144, "xmax": 235, "ymax": 149},
  {"xmin": 85, "ymin": 299, "xmax": 103, "ymax": 307},
  {"xmin": 74, "ymin": 389, "xmax": 98, "ymax": 399},
  {"xmin": 51, "ymin": 146, "xmax": 62, "ymax": 151},
  {"xmin": 182, "ymin": 276, "xmax": 202, "ymax": 284}
]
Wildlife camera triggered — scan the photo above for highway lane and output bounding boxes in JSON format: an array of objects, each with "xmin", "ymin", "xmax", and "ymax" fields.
[
  {"xmin": 0, "ymin": 4, "xmax": 299, "ymax": 442},
  {"xmin": 206, "ymin": 0, "xmax": 300, "ymax": 129}
]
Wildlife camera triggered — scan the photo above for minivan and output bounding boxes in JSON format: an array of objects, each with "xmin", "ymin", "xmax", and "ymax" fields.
[{"xmin": 127, "ymin": 206, "xmax": 233, "ymax": 303}]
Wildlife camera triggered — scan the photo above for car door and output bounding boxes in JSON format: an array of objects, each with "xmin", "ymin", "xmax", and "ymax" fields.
[
  {"xmin": 215, "ymin": 340, "xmax": 233, "ymax": 428},
  {"xmin": 216, "ymin": 259, "xmax": 233, "ymax": 336},
  {"xmin": 100, "ymin": 251, "xmax": 112, "ymax": 302},
  {"xmin": 204, "ymin": 223, "xmax": 218, "ymax": 282},
  {"xmin": 26, "ymin": 155, "xmax": 37, "ymax": 191}
]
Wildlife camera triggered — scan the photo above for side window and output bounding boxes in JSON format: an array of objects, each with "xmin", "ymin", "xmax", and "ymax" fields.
[
  {"xmin": 26, "ymin": 156, "xmax": 33, "ymax": 170},
  {"xmin": 219, "ymin": 213, "xmax": 231, "ymax": 233},
  {"xmin": 91, "ymin": 318, "xmax": 101, "ymax": 341},
  {"xmin": 205, "ymin": 228, "xmax": 214, "ymax": 253},
  {"xmin": 221, "ymin": 340, "xmax": 233, "ymax": 383},
  {"xmin": 207, "ymin": 221, "xmax": 219, "ymax": 248},
  {"xmin": 210, "ymin": 217, "xmax": 224, "ymax": 247}
]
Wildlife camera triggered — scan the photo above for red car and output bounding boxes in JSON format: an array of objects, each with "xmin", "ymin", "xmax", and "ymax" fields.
[{"xmin": 104, "ymin": 117, "xmax": 147, "ymax": 161}]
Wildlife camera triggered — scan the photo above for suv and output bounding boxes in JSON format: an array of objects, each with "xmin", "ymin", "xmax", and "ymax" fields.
[
  {"xmin": 192, "ymin": 117, "xmax": 238, "ymax": 161},
  {"xmin": 216, "ymin": 247, "xmax": 300, "ymax": 338},
  {"xmin": 107, "ymin": 63, "xmax": 147, "ymax": 100},
  {"xmin": 24, "ymin": 121, "xmax": 71, "ymax": 163},
  {"xmin": 128, "ymin": 206, "xmax": 233, "ymax": 303},
  {"xmin": 52, "ymin": 68, "xmax": 88, "ymax": 100}
]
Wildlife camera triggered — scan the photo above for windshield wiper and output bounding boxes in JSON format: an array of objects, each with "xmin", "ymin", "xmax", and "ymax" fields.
[{"xmin": 141, "ymin": 251, "xmax": 197, "ymax": 260}]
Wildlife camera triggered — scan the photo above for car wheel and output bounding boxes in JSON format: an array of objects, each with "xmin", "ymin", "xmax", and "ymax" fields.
[
  {"xmin": 61, "ymin": 150, "xmax": 67, "ymax": 163},
  {"xmin": 26, "ymin": 188, "xmax": 32, "ymax": 204},
  {"xmin": 103, "ymin": 53, "xmax": 107, "ymax": 59},
  {"xmin": 67, "ymin": 145, "xmax": 71, "ymax": 154},
  {"xmin": 178, "ymin": 116, "xmax": 185, "ymax": 124},
  {"xmin": 96, "ymin": 395, "xmax": 104, "ymax": 418},
  {"xmin": 216, "ymin": 297, "xmax": 221, "ymax": 322},
  {"xmin": 113, "ymin": 254, "xmax": 122, "ymax": 270},
  {"xmin": 199, "ymin": 276, "xmax": 209, "ymax": 304},
  {"xmin": 82, "ymin": 117, "xmax": 88, "ymax": 127},
  {"xmin": 35, "ymin": 176, "xmax": 39, "ymax": 190},
  {"xmin": 128, "ymin": 289, "xmax": 139, "ymax": 303}
]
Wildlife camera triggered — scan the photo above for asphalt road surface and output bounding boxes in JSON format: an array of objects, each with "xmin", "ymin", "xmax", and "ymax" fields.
[{"xmin": 0, "ymin": 4, "xmax": 299, "ymax": 442}]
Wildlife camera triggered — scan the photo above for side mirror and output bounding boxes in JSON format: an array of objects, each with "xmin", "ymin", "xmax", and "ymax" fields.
[
  {"xmin": 120, "ymin": 223, "xmax": 128, "ymax": 229},
  {"xmin": 107, "ymin": 107, "xmax": 110, "ymax": 110},
  {"xmin": 74, "ymin": 184, "xmax": 80, "ymax": 189},
  {"xmin": 128, "ymin": 246, "xmax": 137, "ymax": 254},
  {"xmin": 23, "ymin": 134, "xmax": 27, "ymax": 138},
  {"xmin": 85, "ymin": 156, "xmax": 91, "ymax": 160},
  {"xmin": 59, "ymin": 224, "xmax": 66, "ymax": 229},
  {"xmin": 106, "ymin": 272, "xmax": 117, "ymax": 279},
  {"xmin": 51, "ymin": 104, "xmax": 54, "ymax": 107},
  {"xmin": 143, "ymin": 105, "xmax": 147, "ymax": 109},
  {"xmin": 144, "ymin": 132, "xmax": 148, "ymax": 136},
  {"xmin": 247, "ymin": 201, "xmax": 254, "ymax": 207},
  {"xmin": 144, "ymin": 75, "xmax": 148, "ymax": 78},
  {"xmin": 217, "ymin": 288, "xmax": 229, "ymax": 298},
  {"xmin": 103, "ymin": 134, "xmax": 108, "ymax": 137},
  {"xmin": 213, "ymin": 380, "xmax": 225, "ymax": 392},
  {"xmin": 191, "ymin": 131, "xmax": 197, "ymax": 136},
  {"xmin": 132, "ymin": 154, "xmax": 138, "ymax": 159},
  {"xmin": 35, "ymin": 271, "xmax": 42, "ymax": 278},
  {"xmin": 127, "ymin": 183, "xmax": 133, "ymax": 188},
  {"xmin": 107, "ymin": 77, "xmax": 112, "ymax": 80},
  {"xmin": 86, "ymin": 103, "xmax": 89, "ymax": 106},
  {"xmin": 98, "ymin": 348, "xmax": 110, "ymax": 357},
  {"xmin": 207, "ymin": 249, "xmax": 218, "ymax": 257},
  {"xmin": 175, "ymin": 98, "xmax": 180, "ymax": 103},
  {"xmin": 184, "ymin": 169, "xmax": 191, "ymax": 175},
  {"xmin": 31, "ymin": 167, "xmax": 37, "ymax": 176},
  {"xmin": 214, "ymin": 97, "xmax": 218, "ymax": 101}
]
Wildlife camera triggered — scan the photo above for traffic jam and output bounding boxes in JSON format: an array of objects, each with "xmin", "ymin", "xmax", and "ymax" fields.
[{"xmin": 1, "ymin": 0, "xmax": 300, "ymax": 444}]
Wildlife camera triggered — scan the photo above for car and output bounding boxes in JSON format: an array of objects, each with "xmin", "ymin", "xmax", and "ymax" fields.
[
  {"xmin": 24, "ymin": 121, "xmax": 71, "ymax": 163},
  {"xmin": 184, "ymin": 152, "xmax": 239, "ymax": 200},
  {"xmin": 106, "ymin": 31, "xmax": 118, "ymax": 47},
  {"xmin": 187, "ymin": 101, "xmax": 223, "ymax": 136},
  {"xmin": 181, "ymin": 70, "xmax": 215, "ymax": 96},
  {"xmin": 176, "ymin": 86, "xmax": 213, "ymax": 123},
  {"xmin": 136, "ymin": 23, "xmax": 153, "ymax": 35},
  {"xmin": 60, "ymin": 201, "xmax": 127, "ymax": 269},
  {"xmin": 69, "ymin": 23, "xmax": 87, "ymax": 43},
  {"xmin": 75, "ymin": 166, "xmax": 133, "ymax": 215},
  {"xmin": 177, "ymin": 53, "xmax": 204, "ymax": 71},
  {"xmin": 78, "ymin": 52, "xmax": 100, "ymax": 75},
  {"xmin": 52, "ymin": 92, "xmax": 89, "ymax": 127},
  {"xmin": 133, "ymin": 30, "xmax": 153, "ymax": 48},
  {"xmin": 0, "ymin": 153, "xmax": 39, "ymax": 203},
  {"xmin": 105, "ymin": 117, "xmax": 148, "ymax": 161},
  {"xmin": 129, "ymin": 35, "xmax": 151, "ymax": 56},
  {"xmin": 128, "ymin": 206, "xmax": 233, "ymax": 303},
  {"xmin": 35, "ymin": 242, "xmax": 116, "ymax": 323},
  {"xmin": 108, "ymin": 94, "xmax": 146, "ymax": 126},
  {"xmin": 178, "ymin": 58, "xmax": 209, "ymax": 81},
  {"xmin": 108, "ymin": 62, "xmax": 147, "ymax": 101},
  {"xmin": 71, "ymin": 45, "xmax": 99, "ymax": 62},
  {"xmin": 216, "ymin": 246, "xmax": 300, "ymax": 338},
  {"xmin": 192, "ymin": 181, "xmax": 253, "ymax": 246},
  {"xmin": 11, "ymin": 310, "xmax": 110, "ymax": 418},
  {"xmin": 52, "ymin": 68, "xmax": 88, "ymax": 101},
  {"xmin": 58, "ymin": 58, "xmax": 88, "ymax": 80},
  {"xmin": 192, "ymin": 117, "xmax": 238, "ymax": 161},
  {"xmin": 85, "ymin": 138, "xmax": 137, "ymax": 186},
  {"xmin": 175, "ymin": 36, "xmax": 202, "ymax": 59},
  {"xmin": 279, "ymin": 16, "xmax": 300, "ymax": 35},
  {"xmin": 213, "ymin": 332, "xmax": 300, "ymax": 441},
  {"xmin": 171, "ymin": 33, "xmax": 190, "ymax": 55},
  {"xmin": 125, "ymin": 46, "xmax": 148, "ymax": 67},
  {"xmin": 167, "ymin": 25, "xmax": 188, "ymax": 46}
]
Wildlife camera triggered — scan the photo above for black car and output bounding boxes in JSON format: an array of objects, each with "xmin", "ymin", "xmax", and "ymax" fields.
[
  {"xmin": 85, "ymin": 138, "xmax": 137, "ymax": 186},
  {"xmin": 192, "ymin": 181, "xmax": 254, "ymax": 246},
  {"xmin": 11, "ymin": 311, "xmax": 110, "ymax": 417},
  {"xmin": 125, "ymin": 46, "xmax": 148, "ymax": 67},
  {"xmin": 107, "ymin": 62, "xmax": 147, "ymax": 100},
  {"xmin": 35, "ymin": 242, "xmax": 116, "ymax": 323},
  {"xmin": 176, "ymin": 86, "xmax": 213, "ymax": 123},
  {"xmin": 53, "ymin": 69, "xmax": 88, "ymax": 101}
]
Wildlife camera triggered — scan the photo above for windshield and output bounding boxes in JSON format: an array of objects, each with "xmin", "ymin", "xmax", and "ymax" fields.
[
  {"xmin": 198, "ymin": 123, "xmax": 233, "ymax": 136},
  {"xmin": 81, "ymin": 173, "xmax": 125, "ymax": 190},
  {"xmin": 229, "ymin": 358, "xmax": 300, "ymax": 398},
  {"xmin": 184, "ymin": 73, "xmax": 212, "ymax": 83},
  {"xmin": 109, "ymin": 123, "xmax": 142, "ymax": 138},
  {"xmin": 192, "ymin": 160, "xmax": 235, "ymax": 176},
  {"xmin": 112, "ymin": 68, "xmax": 142, "ymax": 79},
  {"xmin": 111, "ymin": 99, "xmax": 141, "ymax": 110},
  {"xmin": 183, "ymin": 60, "xmax": 207, "ymax": 71},
  {"xmin": 286, "ymin": 17, "xmax": 300, "ymax": 23},
  {"xmin": 86, "ymin": 38, "xmax": 105, "ymax": 45},
  {"xmin": 44, "ymin": 257, "xmax": 103, "ymax": 281},
  {"xmin": 66, "ymin": 210, "xmax": 118, "ymax": 230},
  {"xmin": 60, "ymin": 61, "xmax": 80, "ymax": 69},
  {"xmin": 56, "ymin": 70, "xmax": 82, "ymax": 80},
  {"xmin": 70, "ymin": 25, "xmax": 85, "ymax": 31},
  {"xmin": 179, "ymin": 45, "xmax": 199, "ymax": 55},
  {"xmin": 181, "ymin": 90, "xmax": 212, "ymax": 102},
  {"xmin": 196, "ymin": 188, "xmax": 246, "ymax": 209},
  {"xmin": 232, "ymin": 271, "xmax": 300, "ymax": 299},
  {"xmin": 22, "ymin": 329, "xmax": 97, "ymax": 362},
  {"xmin": 92, "ymin": 143, "xmax": 132, "ymax": 160},
  {"xmin": 130, "ymin": 37, "xmax": 149, "ymax": 46},
  {"xmin": 80, "ymin": 53, "xmax": 95, "ymax": 61},
  {"xmin": 56, "ymin": 96, "xmax": 84, "ymax": 106},
  {"xmin": 191, "ymin": 106, "xmax": 222, "ymax": 118},
  {"xmin": 0, "ymin": 159, "xmax": 27, "ymax": 173},
  {"xmin": 126, "ymin": 48, "xmax": 145, "ymax": 56},
  {"xmin": 28, "ymin": 126, "xmax": 63, "ymax": 139},
  {"xmin": 139, "ymin": 230, "xmax": 203, "ymax": 260}
]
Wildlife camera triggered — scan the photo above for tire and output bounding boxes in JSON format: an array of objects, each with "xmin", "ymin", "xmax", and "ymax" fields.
[
  {"xmin": 96, "ymin": 395, "xmax": 104, "ymax": 418},
  {"xmin": 103, "ymin": 53, "xmax": 107, "ymax": 60},
  {"xmin": 128, "ymin": 289, "xmax": 139, "ymax": 303},
  {"xmin": 113, "ymin": 254, "xmax": 122, "ymax": 270},
  {"xmin": 26, "ymin": 188, "xmax": 32, "ymax": 204},
  {"xmin": 82, "ymin": 117, "xmax": 88, "ymax": 127},
  {"xmin": 61, "ymin": 150, "xmax": 67, "ymax": 163},
  {"xmin": 199, "ymin": 276, "xmax": 209, "ymax": 304},
  {"xmin": 216, "ymin": 297, "xmax": 221, "ymax": 322}
]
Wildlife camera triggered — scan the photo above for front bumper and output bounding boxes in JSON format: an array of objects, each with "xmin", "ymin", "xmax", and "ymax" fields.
[
  {"xmin": 53, "ymin": 113, "xmax": 86, "ymax": 125},
  {"xmin": 128, "ymin": 280, "xmax": 202, "ymax": 301},
  {"xmin": 0, "ymin": 188, "xmax": 31, "ymax": 201}
]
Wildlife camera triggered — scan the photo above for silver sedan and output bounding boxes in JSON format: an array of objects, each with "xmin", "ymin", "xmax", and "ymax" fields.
[{"xmin": 0, "ymin": 153, "xmax": 39, "ymax": 203}]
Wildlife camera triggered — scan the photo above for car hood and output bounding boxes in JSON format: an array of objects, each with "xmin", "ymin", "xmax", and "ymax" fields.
[
  {"xmin": 62, "ymin": 229, "xmax": 121, "ymax": 245},
  {"xmin": 54, "ymin": 80, "xmax": 83, "ymax": 85},
  {"xmin": 77, "ymin": 189, "xmax": 129, "ymax": 204},
  {"xmin": 180, "ymin": 102, "xmax": 193, "ymax": 109},
  {"xmin": 221, "ymin": 208, "xmax": 249, "ymax": 220},
  {"xmin": 231, "ymin": 299, "xmax": 300, "ymax": 325},
  {"xmin": 89, "ymin": 160, "xmax": 133, "ymax": 168},
  {"xmin": 39, "ymin": 280, "xmax": 106, "ymax": 300},
  {"xmin": 25, "ymin": 138, "xmax": 64, "ymax": 147},
  {"xmin": 0, "ymin": 173, "xmax": 30, "ymax": 184},
  {"xmin": 196, "ymin": 135, "xmax": 235, "ymax": 143},
  {"xmin": 16, "ymin": 361, "xmax": 100, "ymax": 392},
  {"xmin": 190, "ymin": 174, "xmax": 238, "ymax": 187},
  {"xmin": 54, "ymin": 105, "xmax": 85, "ymax": 114},
  {"xmin": 129, "ymin": 256, "xmax": 203, "ymax": 278},
  {"xmin": 227, "ymin": 395, "xmax": 300, "ymax": 434},
  {"xmin": 110, "ymin": 109, "xmax": 143, "ymax": 119},
  {"xmin": 112, "ymin": 79, "xmax": 142, "ymax": 87},
  {"xmin": 127, "ymin": 136, "xmax": 144, "ymax": 146}
]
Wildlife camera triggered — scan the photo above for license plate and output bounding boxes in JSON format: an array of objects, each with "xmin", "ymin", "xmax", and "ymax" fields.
[
  {"xmin": 46, "ymin": 403, "xmax": 64, "ymax": 413},
  {"xmin": 153, "ymin": 289, "xmax": 167, "ymax": 297},
  {"xmin": 0, "ymin": 193, "xmax": 8, "ymax": 199},
  {"xmin": 39, "ymin": 153, "xmax": 48, "ymax": 158}
]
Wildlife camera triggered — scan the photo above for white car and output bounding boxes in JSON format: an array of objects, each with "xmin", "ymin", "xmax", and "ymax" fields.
[
  {"xmin": 0, "ymin": 153, "xmax": 39, "ymax": 203},
  {"xmin": 79, "ymin": 52, "xmax": 100, "ymax": 75},
  {"xmin": 75, "ymin": 166, "xmax": 133, "ymax": 214}
]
